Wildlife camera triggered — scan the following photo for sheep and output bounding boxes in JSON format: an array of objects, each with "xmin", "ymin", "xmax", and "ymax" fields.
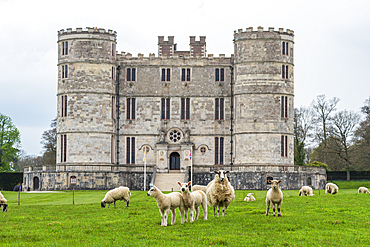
[
  {"xmin": 206, "ymin": 170, "xmax": 235, "ymax": 217},
  {"xmin": 265, "ymin": 180, "xmax": 283, "ymax": 217},
  {"xmin": 0, "ymin": 191, "xmax": 8, "ymax": 212},
  {"xmin": 325, "ymin": 183, "xmax": 339, "ymax": 195},
  {"xmin": 244, "ymin": 193, "xmax": 256, "ymax": 202},
  {"xmin": 358, "ymin": 187, "xmax": 370, "ymax": 194},
  {"xmin": 147, "ymin": 185, "xmax": 186, "ymax": 227},
  {"xmin": 191, "ymin": 185, "xmax": 207, "ymax": 193},
  {"xmin": 177, "ymin": 181, "xmax": 207, "ymax": 222},
  {"xmin": 101, "ymin": 186, "xmax": 131, "ymax": 208},
  {"xmin": 299, "ymin": 186, "xmax": 315, "ymax": 196}
]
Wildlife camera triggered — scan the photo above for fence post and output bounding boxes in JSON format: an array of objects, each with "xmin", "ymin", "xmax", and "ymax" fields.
[
  {"xmin": 18, "ymin": 190, "xmax": 20, "ymax": 206},
  {"xmin": 73, "ymin": 189, "xmax": 75, "ymax": 205}
]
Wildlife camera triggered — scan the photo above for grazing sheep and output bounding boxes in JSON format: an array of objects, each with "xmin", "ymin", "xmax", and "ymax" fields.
[
  {"xmin": 101, "ymin": 186, "xmax": 131, "ymax": 208},
  {"xmin": 147, "ymin": 185, "xmax": 186, "ymax": 227},
  {"xmin": 325, "ymin": 183, "xmax": 339, "ymax": 195},
  {"xmin": 265, "ymin": 180, "xmax": 283, "ymax": 217},
  {"xmin": 192, "ymin": 185, "xmax": 207, "ymax": 193},
  {"xmin": 178, "ymin": 181, "xmax": 207, "ymax": 222},
  {"xmin": 358, "ymin": 187, "xmax": 370, "ymax": 194},
  {"xmin": 244, "ymin": 193, "xmax": 256, "ymax": 202},
  {"xmin": 299, "ymin": 186, "xmax": 315, "ymax": 196},
  {"xmin": 206, "ymin": 170, "xmax": 235, "ymax": 217},
  {"xmin": 0, "ymin": 191, "xmax": 8, "ymax": 212}
]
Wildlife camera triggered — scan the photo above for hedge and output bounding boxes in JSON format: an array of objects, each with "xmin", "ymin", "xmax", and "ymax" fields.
[
  {"xmin": 0, "ymin": 172, "xmax": 23, "ymax": 191},
  {"xmin": 327, "ymin": 171, "xmax": 370, "ymax": 181}
]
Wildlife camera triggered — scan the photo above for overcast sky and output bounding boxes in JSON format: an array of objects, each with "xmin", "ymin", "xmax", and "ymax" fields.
[{"xmin": 0, "ymin": 0, "xmax": 369, "ymax": 156}]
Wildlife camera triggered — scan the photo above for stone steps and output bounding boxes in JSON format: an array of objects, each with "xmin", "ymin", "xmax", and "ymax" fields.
[{"xmin": 154, "ymin": 173, "xmax": 186, "ymax": 192}]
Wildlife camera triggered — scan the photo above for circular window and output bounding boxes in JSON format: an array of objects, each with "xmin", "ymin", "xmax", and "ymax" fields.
[
  {"xmin": 143, "ymin": 146, "xmax": 150, "ymax": 153},
  {"xmin": 168, "ymin": 129, "xmax": 182, "ymax": 143},
  {"xmin": 200, "ymin": 147, "xmax": 206, "ymax": 154}
]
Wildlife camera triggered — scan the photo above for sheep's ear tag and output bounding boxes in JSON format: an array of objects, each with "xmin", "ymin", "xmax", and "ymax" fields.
[{"xmin": 188, "ymin": 181, "xmax": 192, "ymax": 186}]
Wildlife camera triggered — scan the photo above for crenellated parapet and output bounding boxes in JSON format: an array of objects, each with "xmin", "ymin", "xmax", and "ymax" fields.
[{"xmin": 234, "ymin": 26, "xmax": 294, "ymax": 42}]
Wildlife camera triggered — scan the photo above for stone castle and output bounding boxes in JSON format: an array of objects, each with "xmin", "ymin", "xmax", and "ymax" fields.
[{"xmin": 23, "ymin": 26, "xmax": 326, "ymax": 191}]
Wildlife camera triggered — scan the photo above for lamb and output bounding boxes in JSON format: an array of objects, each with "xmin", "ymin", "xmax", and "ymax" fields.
[
  {"xmin": 0, "ymin": 191, "xmax": 8, "ymax": 212},
  {"xmin": 101, "ymin": 186, "xmax": 131, "ymax": 208},
  {"xmin": 191, "ymin": 185, "xmax": 207, "ymax": 193},
  {"xmin": 299, "ymin": 186, "xmax": 315, "ymax": 196},
  {"xmin": 358, "ymin": 187, "xmax": 370, "ymax": 194},
  {"xmin": 178, "ymin": 181, "xmax": 207, "ymax": 222},
  {"xmin": 325, "ymin": 183, "xmax": 339, "ymax": 195},
  {"xmin": 147, "ymin": 185, "xmax": 186, "ymax": 227},
  {"xmin": 206, "ymin": 170, "xmax": 235, "ymax": 217},
  {"xmin": 244, "ymin": 193, "xmax": 256, "ymax": 202},
  {"xmin": 265, "ymin": 180, "xmax": 283, "ymax": 217}
]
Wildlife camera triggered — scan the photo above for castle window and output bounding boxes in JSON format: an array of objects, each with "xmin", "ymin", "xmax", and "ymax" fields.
[
  {"xmin": 181, "ymin": 68, "xmax": 191, "ymax": 81},
  {"xmin": 281, "ymin": 135, "xmax": 288, "ymax": 157},
  {"xmin": 127, "ymin": 68, "xmax": 136, "ymax": 81},
  {"xmin": 200, "ymin": 146, "xmax": 207, "ymax": 154},
  {"xmin": 111, "ymin": 66, "xmax": 115, "ymax": 80},
  {"xmin": 282, "ymin": 42, "xmax": 285, "ymax": 55},
  {"xmin": 61, "ymin": 134, "xmax": 67, "ymax": 163},
  {"xmin": 161, "ymin": 98, "xmax": 170, "ymax": 120},
  {"xmin": 112, "ymin": 43, "xmax": 115, "ymax": 57},
  {"xmin": 168, "ymin": 129, "xmax": 182, "ymax": 143},
  {"xmin": 62, "ymin": 65, "xmax": 68, "ymax": 79},
  {"xmin": 181, "ymin": 98, "xmax": 190, "ymax": 120},
  {"xmin": 61, "ymin": 95, "xmax": 67, "ymax": 117},
  {"xmin": 112, "ymin": 96, "xmax": 116, "ymax": 119},
  {"xmin": 286, "ymin": 42, "xmax": 288, "ymax": 56},
  {"xmin": 161, "ymin": 68, "xmax": 171, "ymax": 81},
  {"xmin": 282, "ymin": 65, "xmax": 288, "ymax": 79},
  {"xmin": 111, "ymin": 135, "xmax": 115, "ymax": 164},
  {"xmin": 215, "ymin": 68, "xmax": 224, "ymax": 82},
  {"xmin": 215, "ymin": 98, "xmax": 224, "ymax": 120},
  {"xmin": 281, "ymin": 96, "xmax": 288, "ymax": 118},
  {"xmin": 126, "ymin": 98, "xmax": 136, "ymax": 120},
  {"xmin": 215, "ymin": 137, "xmax": 224, "ymax": 165},
  {"xmin": 70, "ymin": 176, "xmax": 76, "ymax": 185},
  {"xmin": 282, "ymin": 42, "xmax": 288, "ymax": 55},
  {"xmin": 126, "ymin": 137, "xmax": 135, "ymax": 164},
  {"xmin": 62, "ymin": 41, "xmax": 68, "ymax": 56}
]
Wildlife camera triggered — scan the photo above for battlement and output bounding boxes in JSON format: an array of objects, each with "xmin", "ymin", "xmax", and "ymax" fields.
[
  {"xmin": 234, "ymin": 26, "xmax": 294, "ymax": 37},
  {"xmin": 117, "ymin": 52, "xmax": 233, "ymax": 61},
  {"xmin": 190, "ymin": 36, "xmax": 206, "ymax": 44},
  {"xmin": 58, "ymin": 27, "xmax": 117, "ymax": 36}
]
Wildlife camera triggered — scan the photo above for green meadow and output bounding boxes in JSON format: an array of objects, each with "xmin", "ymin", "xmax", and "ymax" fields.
[{"xmin": 1, "ymin": 182, "xmax": 370, "ymax": 246}]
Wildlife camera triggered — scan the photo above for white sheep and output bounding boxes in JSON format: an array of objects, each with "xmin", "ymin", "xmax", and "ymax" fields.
[
  {"xmin": 299, "ymin": 186, "xmax": 315, "ymax": 196},
  {"xmin": 265, "ymin": 180, "xmax": 283, "ymax": 217},
  {"xmin": 0, "ymin": 191, "xmax": 8, "ymax": 212},
  {"xmin": 178, "ymin": 181, "xmax": 207, "ymax": 222},
  {"xmin": 206, "ymin": 170, "xmax": 235, "ymax": 217},
  {"xmin": 192, "ymin": 185, "xmax": 207, "ymax": 193},
  {"xmin": 101, "ymin": 186, "xmax": 131, "ymax": 208},
  {"xmin": 358, "ymin": 187, "xmax": 370, "ymax": 194},
  {"xmin": 147, "ymin": 185, "xmax": 186, "ymax": 227},
  {"xmin": 244, "ymin": 193, "xmax": 256, "ymax": 202},
  {"xmin": 325, "ymin": 183, "xmax": 339, "ymax": 195}
]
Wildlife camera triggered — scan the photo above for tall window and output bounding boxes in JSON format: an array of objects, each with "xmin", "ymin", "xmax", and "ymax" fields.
[
  {"xmin": 215, "ymin": 137, "xmax": 224, "ymax": 165},
  {"xmin": 281, "ymin": 96, "xmax": 288, "ymax": 118},
  {"xmin": 61, "ymin": 134, "xmax": 67, "ymax": 162},
  {"xmin": 181, "ymin": 98, "xmax": 190, "ymax": 120},
  {"xmin": 111, "ymin": 66, "xmax": 115, "ymax": 80},
  {"xmin": 62, "ymin": 65, "xmax": 68, "ymax": 79},
  {"xmin": 161, "ymin": 68, "xmax": 171, "ymax": 81},
  {"xmin": 215, "ymin": 98, "xmax": 224, "ymax": 120},
  {"xmin": 282, "ymin": 42, "xmax": 288, "ymax": 55},
  {"xmin": 161, "ymin": 98, "xmax": 170, "ymax": 120},
  {"xmin": 127, "ymin": 68, "xmax": 136, "ymax": 81},
  {"xmin": 126, "ymin": 137, "xmax": 135, "ymax": 164},
  {"xmin": 126, "ymin": 98, "xmax": 135, "ymax": 120},
  {"xmin": 61, "ymin": 95, "xmax": 67, "ymax": 117},
  {"xmin": 181, "ymin": 68, "xmax": 191, "ymax": 81},
  {"xmin": 112, "ymin": 96, "xmax": 116, "ymax": 119},
  {"xmin": 282, "ymin": 65, "xmax": 288, "ymax": 79},
  {"xmin": 281, "ymin": 135, "xmax": 288, "ymax": 157},
  {"xmin": 215, "ymin": 68, "xmax": 224, "ymax": 82},
  {"xmin": 62, "ymin": 41, "xmax": 68, "ymax": 56}
]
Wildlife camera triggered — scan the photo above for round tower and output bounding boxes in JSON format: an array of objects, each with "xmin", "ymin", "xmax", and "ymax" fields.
[
  {"xmin": 233, "ymin": 26, "xmax": 294, "ymax": 166},
  {"xmin": 57, "ymin": 27, "xmax": 117, "ymax": 170}
]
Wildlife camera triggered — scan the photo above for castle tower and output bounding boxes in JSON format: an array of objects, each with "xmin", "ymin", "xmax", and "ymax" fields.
[
  {"xmin": 57, "ymin": 27, "xmax": 117, "ymax": 172},
  {"xmin": 233, "ymin": 26, "xmax": 294, "ymax": 166},
  {"xmin": 158, "ymin": 36, "xmax": 175, "ymax": 56},
  {"xmin": 189, "ymin": 36, "xmax": 206, "ymax": 57}
]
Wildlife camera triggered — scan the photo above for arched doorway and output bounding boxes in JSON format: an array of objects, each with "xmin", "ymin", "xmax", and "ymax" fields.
[
  {"xmin": 33, "ymin": 177, "xmax": 39, "ymax": 190},
  {"xmin": 170, "ymin": 152, "xmax": 180, "ymax": 170}
]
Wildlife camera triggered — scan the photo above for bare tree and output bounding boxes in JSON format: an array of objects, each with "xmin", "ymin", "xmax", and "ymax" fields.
[
  {"xmin": 330, "ymin": 110, "xmax": 361, "ymax": 181},
  {"xmin": 311, "ymin": 95, "xmax": 340, "ymax": 164}
]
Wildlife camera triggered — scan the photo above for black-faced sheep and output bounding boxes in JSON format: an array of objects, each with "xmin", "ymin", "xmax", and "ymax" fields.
[
  {"xmin": 178, "ymin": 181, "xmax": 207, "ymax": 222},
  {"xmin": 244, "ymin": 193, "xmax": 256, "ymax": 202},
  {"xmin": 206, "ymin": 170, "xmax": 235, "ymax": 217},
  {"xmin": 101, "ymin": 186, "xmax": 131, "ymax": 208},
  {"xmin": 299, "ymin": 186, "xmax": 315, "ymax": 196},
  {"xmin": 325, "ymin": 183, "xmax": 339, "ymax": 195},
  {"xmin": 0, "ymin": 191, "xmax": 8, "ymax": 212},
  {"xmin": 358, "ymin": 187, "xmax": 369, "ymax": 194},
  {"xmin": 147, "ymin": 185, "xmax": 186, "ymax": 227},
  {"xmin": 265, "ymin": 180, "xmax": 283, "ymax": 217}
]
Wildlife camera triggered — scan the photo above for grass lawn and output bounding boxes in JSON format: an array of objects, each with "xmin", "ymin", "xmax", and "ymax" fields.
[{"xmin": 1, "ymin": 186, "xmax": 370, "ymax": 246}]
